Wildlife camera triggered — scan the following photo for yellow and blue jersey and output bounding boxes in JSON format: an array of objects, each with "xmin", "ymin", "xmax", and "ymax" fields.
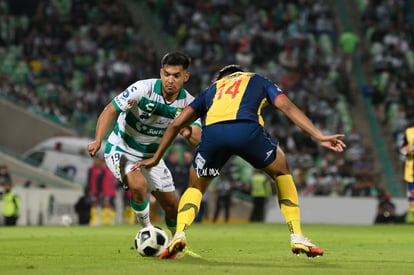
[
  {"xmin": 189, "ymin": 72, "xmax": 285, "ymax": 127},
  {"xmin": 402, "ymin": 126, "xmax": 414, "ymax": 183},
  {"xmin": 189, "ymin": 72, "xmax": 285, "ymax": 175}
]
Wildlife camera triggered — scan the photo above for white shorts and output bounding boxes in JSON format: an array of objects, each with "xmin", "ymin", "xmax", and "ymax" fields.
[{"xmin": 104, "ymin": 146, "xmax": 175, "ymax": 193}]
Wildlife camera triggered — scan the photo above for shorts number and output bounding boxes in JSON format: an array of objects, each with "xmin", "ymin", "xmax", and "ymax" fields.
[{"xmin": 111, "ymin": 153, "xmax": 120, "ymax": 164}]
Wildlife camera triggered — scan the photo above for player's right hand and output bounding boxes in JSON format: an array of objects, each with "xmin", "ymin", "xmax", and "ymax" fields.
[
  {"xmin": 87, "ymin": 140, "xmax": 101, "ymax": 157},
  {"xmin": 318, "ymin": 134, "xmax": 346, "ymax": 152}
]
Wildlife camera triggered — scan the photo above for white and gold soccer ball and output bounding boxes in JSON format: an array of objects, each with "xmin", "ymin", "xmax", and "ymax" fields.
[{"xmin": 134, "ymin": 226, "xmax": 169, "ymax": 257}]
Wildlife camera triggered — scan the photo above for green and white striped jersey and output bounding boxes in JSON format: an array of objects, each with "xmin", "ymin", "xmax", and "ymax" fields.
[{"xmin": 106, "ymin": 78, "xmax": 201, "ymax": 159}]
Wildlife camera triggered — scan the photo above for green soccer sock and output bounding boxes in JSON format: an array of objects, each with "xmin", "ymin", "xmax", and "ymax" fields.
[{"xmin": 131, "ymin": 196, "xmax": 151, "ymax": 227}]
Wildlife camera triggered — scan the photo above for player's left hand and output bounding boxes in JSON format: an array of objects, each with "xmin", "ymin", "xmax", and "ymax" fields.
[
  {"xmin": 131, "ymin": 157, "xmax": 159, "ymax": 171},
  {"xmin": 179, "ymin": 126, "xmax": 192, "ymax": 139}
]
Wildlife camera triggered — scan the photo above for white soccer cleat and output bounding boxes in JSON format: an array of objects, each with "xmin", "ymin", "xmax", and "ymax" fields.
[
  {"xmin": 158, "ymin": 232, "xmax": 187, "ymax": 260},
  {"xmin": 290, "ymin": 234, "xmax": 324, "ymax": 258}
]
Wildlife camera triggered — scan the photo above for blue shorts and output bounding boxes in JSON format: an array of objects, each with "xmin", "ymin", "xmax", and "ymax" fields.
[{"xmin": 192, "ymin": 121, "xmax": 278, "ymax": 177}]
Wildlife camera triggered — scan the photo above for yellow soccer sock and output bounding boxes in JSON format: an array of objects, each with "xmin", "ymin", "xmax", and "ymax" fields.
[
  {"xmin": 176, "ymin": 187, "xmax": 203, "ymax": 234},
  {"xmin": 275, "ymin": 175, "xmax": 302, "ymax": 235}
]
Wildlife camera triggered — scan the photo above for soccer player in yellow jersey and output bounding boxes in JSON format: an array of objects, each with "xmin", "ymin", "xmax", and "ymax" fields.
[
  {"xmin": 134, "ymin": 65, "xmax": 346, "ymax": 259},
  {"xmin": 400, "ymin": 124, "xmax": 414, "ymax": 223}
]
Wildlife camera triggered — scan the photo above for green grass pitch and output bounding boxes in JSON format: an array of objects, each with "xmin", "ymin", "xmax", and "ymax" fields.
[{"xmin": 1, "ymin": 223, "xmax": 413, "ymax": 275}]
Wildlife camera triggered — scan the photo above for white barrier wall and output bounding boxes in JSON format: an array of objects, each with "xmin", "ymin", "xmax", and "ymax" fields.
[
  {"xmin": 265, "ymin": 196, "xmax": 408, "ymax": 225},
  {"xmin": 1, "ymin": 189, "xmax": 409, "ymax": 226},
  {"xmin": 0, "ymin": 187, "xmax": 83, "ymax": 226},
  {"xmin": 0, "ymin": 187, "xmax": 129, "ymax": 226}
]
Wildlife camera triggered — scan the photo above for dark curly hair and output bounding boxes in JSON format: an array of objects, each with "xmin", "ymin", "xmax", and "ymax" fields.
[{"xmin": 214, "ymin": 64, "xmax": 244, "ymax": 82}]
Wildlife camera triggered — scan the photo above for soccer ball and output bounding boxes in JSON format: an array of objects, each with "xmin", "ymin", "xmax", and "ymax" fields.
[
  {"xmin": 61, "ymin": 214, "xmax": 73, "ymax": 226},
  {"xmin": 134, "ymin": 226, "xmax": 169, "ymax": 257}
]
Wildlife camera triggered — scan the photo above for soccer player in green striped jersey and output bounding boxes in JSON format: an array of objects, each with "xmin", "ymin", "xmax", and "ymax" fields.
[{"xmin": 88, "ymin": 51, "xmax": 201, "ymax": 237}]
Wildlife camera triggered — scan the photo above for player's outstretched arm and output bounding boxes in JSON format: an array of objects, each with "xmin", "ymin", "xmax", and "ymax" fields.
[
  {"xmin": 87, "ymin": 103, "xmax": 118, "ymax": 157},
  {"xmin": 274, "ymin": 95, "xmax": 346, "ymax": 152},
  {"xmin": 132, "ymin": 106, "xmax": 198, "ymax": 170}
]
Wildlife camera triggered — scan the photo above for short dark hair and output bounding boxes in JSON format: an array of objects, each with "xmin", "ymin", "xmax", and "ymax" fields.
[
  {"xmin": 161, "ymin": 51, "xmax": 191, "ymax": 70},
  {"xmin": 214, "ymin": 64, "xmax": 244, "ymax": 81}
]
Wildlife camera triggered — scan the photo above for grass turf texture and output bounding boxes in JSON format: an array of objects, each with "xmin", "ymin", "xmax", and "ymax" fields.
[{"xmin": 1, "ymin": 223, "xmax": 413, "ymax": 275}]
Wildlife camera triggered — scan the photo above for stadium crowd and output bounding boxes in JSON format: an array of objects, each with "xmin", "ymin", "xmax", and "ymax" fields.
[
  {"xmin": 358, "ymin": 0, "xmax": 414, "ymax": 149},
  {"xmin": 0, "ymin": 0, "xmax": 158, "ymax": 134},
  {"xmin": 0, "ymin": 0, "xmax": 397, "ymax": 199},
  {"xmin": 147, "ymin": 0, "xmax": 378, "ymax": 197}
]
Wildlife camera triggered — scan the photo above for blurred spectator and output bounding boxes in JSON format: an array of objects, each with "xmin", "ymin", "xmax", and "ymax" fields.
[
  {"xmin": 99, "ymin": 164, "xmax": 117, "ymax": 225},
  {"xmin": 121, "ymin": 189, "xmax": 135, "ymax": 224},
  {"xmin": 0, "ymin": 165, "xmax": 11, "ymax": 184},
  {"xmin": 86, "ymin": 155, "xmax": 105, "ymax": 225},
  {"xmin": 165, "ymin": 149, "xmax": 188, "ymax": 197},
  {"xmin": 249, "ymin": 170, "xmax": 272, "ymax": 222},
  {"xmin": 374, "ymin": 191, "xmax": 405, "ymax": 224},
  {"xmin": 85, "ymin": 153, "xmax": 118, "ymax": 225},
  {"xmin": 194, "ymin": 192, "xmax": 210, "ymax": 223},
  {"xmin": 344, "ymin": 174, "xmax": 376, "ymax": 197},
  {"xmin": 339, "ymin": 28, "xmax": 359, "ymax": 74},
  {"xmin": 182, "ymin": 150, "xmax": 193, "ymax": 187},
  {"xmin": 1, "ymin": 181, "xmax": 21, "ymax": 226},
  {"xmin": 278, "ymin": 45, "xmax": 299, "ymax": 71},
  {"xmin": 74, "ymin": 187, "xmax": 92, "ymax": 225},
  {"xmin": 212, "ymin": 171, "xmax": 235, "ymax": 223}
]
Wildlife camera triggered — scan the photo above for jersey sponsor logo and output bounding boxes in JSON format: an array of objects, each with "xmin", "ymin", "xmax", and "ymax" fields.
[
  {"xmin": 178, "ymin": 203, "xmax": 199, "ymax": 215},
  {"xmin": 275, "ymin": 86, "xmax": 282, "ymax": 93},
  {"xmin": 162, "ymin": 182, "xmax": 174, "ymax": 188},
  {"xmin": 194, "ymin": 153, "xmax": 219, "ymax": 177},
  {"xmin": 139, "ymin": 102, "xmax": 155, "ymax": 120},
  {"xmin": 136, "ymin": 124, "xmax": 164, "ymax": 136},
  {"xmin": 139, "ymin": 213, "xmax": 149, "ymax": 221},
  {"xmin": 139, "ymin": 112, "xmax": 150, "ymax": 120},
  {"xmin": 161, "ymin": 168, "xmax": 172, "ymax": 181},
  {"xmin": 195, "ymin": 153, "xmax": 205, "ymax": 169},
  {"xmin": 174, "ymin": 108, "xmax": 183, "ymax": 118},
  {"xmin": 264, "ymin": 149, "xmax": 273, "ymax": 161},
  {"xmin": 114, "ymin": 97, "xmax": 122, "ymax": 106},
  {"xmin": 147, "ymin": 128, "xmax": 164, "ymax": 136},
  {"xmin": 154, "ymin": 118, "xmax": 171, "ymax": 126},
  {"xmin": 130, "ymin": 85, "xmax": 137, "ymax": 92},
  {"xmin": 196, "ymin": 167, "xmax": 220, "ymax": 177},
  {"xmin": 144, "ymin": 102, "xmax": 155, "ymax": 112}
]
